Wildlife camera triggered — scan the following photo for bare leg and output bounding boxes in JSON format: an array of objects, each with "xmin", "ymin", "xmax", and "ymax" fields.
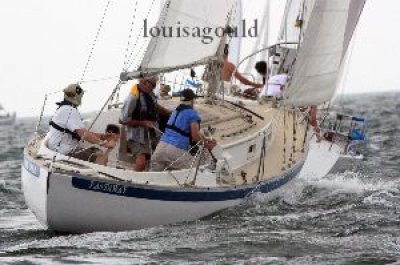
[
  {"xmin": 95, "ymin": 155, "xmax": 107, "ymax": 166},
  {"xmin": 310, "ymin": 106, "xmax": 322, "ymax": 142},
  {"xmin": 95, "ymin": 149, "xmax": 111, "ymax": 166}
]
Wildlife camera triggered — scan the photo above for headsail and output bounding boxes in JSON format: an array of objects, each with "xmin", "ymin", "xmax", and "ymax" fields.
[
  {"xmin": 233, "ymin": 0, "xmax": 271, "ymax": 77},
  {"xmin": 284, "ymin": 0, "xmax": 366, "ymax": 107},
  {"xmin": 270, "ymin": 0, "xmax": 310, "ymax": 76},
  {"xmin": 278, "ymin": 0, "xmax": 305, "ymax": 47},
  {"xmin": 139, "ymin": 0, "xmax": 234, "ymax": 73}
]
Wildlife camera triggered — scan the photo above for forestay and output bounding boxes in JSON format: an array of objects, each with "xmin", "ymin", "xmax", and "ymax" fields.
[
  {"xmin": 284, "ymin": 0, "xmax": 365, "ymax": 107},
  {"xmin": 139, "ymin": 0, "xmax": 234, "ymax": 72}
]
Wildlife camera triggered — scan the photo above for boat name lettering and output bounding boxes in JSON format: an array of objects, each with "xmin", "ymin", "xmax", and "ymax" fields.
[{"xmin": 88, "ymin": 180, "xmax": 127, "ymax": 195}]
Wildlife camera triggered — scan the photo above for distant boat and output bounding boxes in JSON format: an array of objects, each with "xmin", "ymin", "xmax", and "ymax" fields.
[{"xmin": 0, "ymin": 104, "xmax": 16, "ymax": 126}]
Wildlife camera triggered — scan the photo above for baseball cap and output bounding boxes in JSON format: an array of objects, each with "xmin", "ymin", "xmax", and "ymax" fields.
[{"xmin": 180, "ymin": 89, "xmax": 197, "ymax": 102}]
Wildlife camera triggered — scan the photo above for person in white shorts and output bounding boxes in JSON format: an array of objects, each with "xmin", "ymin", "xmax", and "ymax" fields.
[{"xmin": 260, "ymin": 73, "xmax": 288, "ymax": 98}]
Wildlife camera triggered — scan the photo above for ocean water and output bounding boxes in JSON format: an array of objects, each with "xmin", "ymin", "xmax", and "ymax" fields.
[{"xmin": 0, "ymin": 92, "xmax": 399, "ymax": 264}]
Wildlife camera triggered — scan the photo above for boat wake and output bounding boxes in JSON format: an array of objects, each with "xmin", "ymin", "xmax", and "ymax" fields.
[
  {"xmin": 226, "ymin": 168, "xmax": 400, "ymax": 228},
  {"xmin": 3, "ymin": 166, "xmax": 400, "ymax": 264}
]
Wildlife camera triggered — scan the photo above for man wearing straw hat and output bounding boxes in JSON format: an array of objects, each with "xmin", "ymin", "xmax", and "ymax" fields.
[{"xmin": 47, "ymin": 83, "xmax": 117, "ymax": 165}]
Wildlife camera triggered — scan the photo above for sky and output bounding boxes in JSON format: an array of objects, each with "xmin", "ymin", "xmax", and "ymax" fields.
[{"xmin": 1, "ymin": 0, "xmax": 399, "ymax": 117}]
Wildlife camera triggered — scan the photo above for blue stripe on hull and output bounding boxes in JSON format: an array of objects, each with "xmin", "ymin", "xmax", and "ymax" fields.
[{"xmin": 71, "ymin": 163, "xmax": 303, "ymax": 202}]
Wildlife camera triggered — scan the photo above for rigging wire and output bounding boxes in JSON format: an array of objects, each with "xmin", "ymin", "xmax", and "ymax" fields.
[
  {"xmin": 129, "ymin": 35, "xmax": 153, "ymax": 70},
  {"xmin": 123, "ymin": 0, "xmax": 140, "ymax": 71},
  {"xmin": 80, "ymin": 0, "xmax": 112, "ymax": 83},
  {"xmin": 80, "ymin": 75, "xmax": 120, "ymax": 84},
  {"xmin": 256, "ymin": 132, "xmax": 267, "ymax": 181},
  {"xmin": 44, "ymin": 74, "xmax": 120, "ymax": 97},
  {"xmin": 125, "ymin": 0, "xmax": 159, "ymax": 70},
  {"xmin": 162, "ymin": 140, "xmax": 204, "ymax": 172},
  {"xmin": 87, "ymin": 81, "xmax": 123, "ymax": 131},
  {"xmin": 134, "ymin": 0, "xmax": 170, "ymax": 71},
  {"xmin": 33, "ymin": 94, "xmax": 48, "ymax": 139}
]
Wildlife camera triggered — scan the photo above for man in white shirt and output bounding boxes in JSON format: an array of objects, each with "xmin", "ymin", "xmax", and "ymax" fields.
[
  {"xmin": 47, "ymin": 84, "xmax": 116, "ymax": 165},
  {"xmin": 260, "ymin": 73, "xmax": 288, "ymax": 98}
]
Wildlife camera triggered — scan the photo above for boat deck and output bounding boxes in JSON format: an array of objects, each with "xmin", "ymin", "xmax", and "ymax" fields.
[
  {"xmin": 26, "ymin": 98, "xmax": 308, "ymax": 187},
  {"xmin": 159, "ymin": 98, "xmax": 307, "ymax": 185},
  {"xmin": 233, "ymin": 106, "xmax": 307, "ymax": 184}
]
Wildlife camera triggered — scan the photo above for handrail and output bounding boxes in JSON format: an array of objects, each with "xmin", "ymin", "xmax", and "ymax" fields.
[
  {"xmin": 237, "ymin": 73, "xmax": 256, "ymax": 82},
  {"xmin": 233, "ymin": 41, "xmax": 299, "ymax": 79}
]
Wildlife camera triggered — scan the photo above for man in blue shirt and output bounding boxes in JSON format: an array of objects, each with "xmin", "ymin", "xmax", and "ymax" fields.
[{"xmin": 151, "ymin": 89, "xmax": 216, "ymax": 171}]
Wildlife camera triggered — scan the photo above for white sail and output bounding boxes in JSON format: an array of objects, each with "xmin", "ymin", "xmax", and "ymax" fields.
[
  {"xmin": 278, "ymin": 0, "xmax": 302, "ymax": 45},
  {"xmin": 284, "ymin": 0, "xmax": 365, "ymax": 107},
  {"xmin": 343, "ymin": 0, "xmax": 366, "ymax": 55},
  {"xmin": 237, "ymin": 0, "xmax": 270, "ymax": 76},
  {"xmin": 226, "ymin": 0, "xmax": 243, "ymax": 66},
  {"xmin": 230, "ymin": 0, "xmax": 271, "ymax": 81},
  {"xmin": 269, "ymin": 0, "xmax": 305, "ymax": 76},
  {"xmin": 139, "ymin": 0, "xmax": 234, "ymax": 71}
]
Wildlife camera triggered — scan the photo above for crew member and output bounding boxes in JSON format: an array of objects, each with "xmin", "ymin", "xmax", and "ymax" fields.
[
  {"xmin": 151, "ymin": 89, "xmax": 216, "ymax": 171},
  {"xmin": 120, "ymin": 75, "xmax": 170, "ymax": 171},
  {"xmin": 47, "ymin": 84, "xmax": 116, "ymax": 165}
]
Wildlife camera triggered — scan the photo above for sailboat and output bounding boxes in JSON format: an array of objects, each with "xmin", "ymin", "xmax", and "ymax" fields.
[
  {"xmin": 21, "ymin": 0, "xmax": 366, "ymax": 233},
  {"xmin": 0, "ymin": 104, "xmax": 16, "ymax": 126}
]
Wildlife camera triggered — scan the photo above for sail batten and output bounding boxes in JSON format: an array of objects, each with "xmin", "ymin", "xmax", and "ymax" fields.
[{"xmin": 284, "ymin": 0, "xmax": 365, "ymax": 107}]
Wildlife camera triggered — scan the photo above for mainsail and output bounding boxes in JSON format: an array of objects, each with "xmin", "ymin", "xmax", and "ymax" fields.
[
  {"xmin": 139, "ymin": 0, "xmax": 234, "ymax": 73},
  {"xmin": 284, "ymin": 0, "xmax": 366, "ymax": 107}
]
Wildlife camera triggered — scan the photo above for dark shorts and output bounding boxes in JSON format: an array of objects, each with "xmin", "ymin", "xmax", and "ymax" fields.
[
  {"xmin": 127, "ymin": 130, "xmax": 159, "ymax": 159},
  {"xmin": 68, "ymin": 147, "xmax": 101, "ymax": 163},
  {"xmin": 127, "ymin": 138, "xmax": 158, "ymax": 159}
]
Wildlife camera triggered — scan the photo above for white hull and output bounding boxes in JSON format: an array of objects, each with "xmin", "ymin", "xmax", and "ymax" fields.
[
  {"xmin": 21, "ymin": 157, "xmax": 48, "ymax": 227},
  {"xmin": 299, "ymin": 138, "xmax": 342, "ymax": 179},
  {"xmin": 21, "ymin": 102, "xmax": 341, "ymax": 233},
  {"xmin": 22, "ymin": 154, "xmax": 303, "ymax": 233}
]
